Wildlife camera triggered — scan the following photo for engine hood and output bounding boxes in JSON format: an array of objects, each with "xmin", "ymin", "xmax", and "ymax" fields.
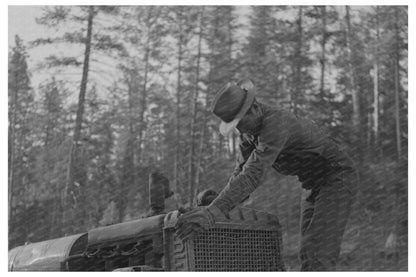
[
  {"xmin": 8, "ymin": 233, "xmax": 87, "ymax": 271},
  {"xmin": 87, "ymin": 214, "xmax": 165, "ymax": 248}
]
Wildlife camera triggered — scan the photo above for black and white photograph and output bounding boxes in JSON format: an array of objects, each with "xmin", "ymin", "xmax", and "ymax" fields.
[{"xmin": 7, "ymin": 3, "xmax": 408, "ymax": 272}]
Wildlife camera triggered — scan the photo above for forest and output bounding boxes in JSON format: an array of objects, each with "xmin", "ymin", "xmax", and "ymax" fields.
[{"xmin": 8, "ymin": 6, "xmax": 407, "ymax": 271}]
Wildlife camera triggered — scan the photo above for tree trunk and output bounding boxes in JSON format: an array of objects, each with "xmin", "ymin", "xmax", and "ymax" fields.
[
  {"xmin": 373, "ymin": 6, "xmax": 380, "ymax": 152},
  {"xmin": 8, "ymin": 66, "xmax": 18, "ymax": 240},
  {"xmin": 174, "ymin": 9, "xmax": 183, "ymax": 205},
  {"xmin": 367, "ymin": 110, "xmax": 372, "ymax": 150},
  {"xmin": 394, "ymin": 7, "xmax": 402, "ymax": 160},
  {"xmin": 64, "ymin": 6, "xmax": 94, "ymax": 234},
  {"xmin": 117, "ymin": 72, "xmax": 137, "ymax": 222},
  {"xmin": 188, "ymin": 7, "xmax": 204, "ymax": 206},
  {"xmin": 393, "ymin": 8, "xmax": 406, "ymax": 267},
  {"xmin": 373, "ymin": 62, "xmax": 379, "ymax": 145},
  {"xmin": 137, "ymin": 28, "xmax": 151, "ymax": 164},
  {"xmin": 293, "ymin": 6, "xmax": 303, "ymax": 115},
  {"xmin": 127, "ymin": 72, "xmax": 137, "ymax": 165},
  {"xmin": 319, "ymin": 6, "xmax": 327, "ymax": 97},
  {"xmin": 392, "ymin": 10, "xmax": 404, "ymax": 265},
  {"xmin": 226, "ymin": 7, "xmax": 234, "ymax": 156},
  {"xmin": 345, "ymin": 6, "xmax": 361, "ymax": 137},
  {"xmin": 195, "ymin": 68, "xmax": 214, "ymax": 201}
]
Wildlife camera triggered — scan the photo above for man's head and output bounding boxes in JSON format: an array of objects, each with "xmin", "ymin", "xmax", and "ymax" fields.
[
  {"xmin": 211, "ymin": 79, "xmax": 261, "ymax": 136},
  {"xmin": 235, "ymin": 99, "xmax": 263, "ymax": 135}
]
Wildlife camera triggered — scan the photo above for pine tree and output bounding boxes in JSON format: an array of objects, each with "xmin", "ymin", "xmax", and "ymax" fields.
[
  {"xmin": 205, "ymin": 7, "xmax": 236, "ymax": 158},
  {"xmin": 110, "ymin": 6, "xmax": 170, "ymax": 220},
  {"xmin": 34, "ymin": 6, "xmax": 127, "ymax": 234},
  {"xmin": 8, "ymin": 35, "xmax": 35, "ymax": 247},
  {"xmin": 244, "ymin": 6, "xmax": 281, "ymax": 102},
  {"xmin": 35, "ymin": 78, "xmax": 69, "ymax": 237},
  {"xmin": 186, "ymin": 7, "xmax": 205, "ymax": 206}
]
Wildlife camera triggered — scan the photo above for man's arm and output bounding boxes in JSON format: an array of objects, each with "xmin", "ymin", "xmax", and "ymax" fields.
[
  {"xmin": 229, "ymin": 134, "xmax": 256, "ymax": 183},
  {"xmin": 210, "ymin": 116, "xmax": 291, "ymax": 214}
]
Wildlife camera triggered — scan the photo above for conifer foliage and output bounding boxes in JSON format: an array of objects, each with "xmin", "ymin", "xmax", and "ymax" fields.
[{"xmin": 8, "ymin": 6, "xmax": 408, "ymax": 270}]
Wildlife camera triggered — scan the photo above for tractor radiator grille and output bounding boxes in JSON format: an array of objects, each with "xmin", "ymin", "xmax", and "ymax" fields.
[{"xmin": 193, "ymin": 228, "xmax": 282, "ymax": 271}]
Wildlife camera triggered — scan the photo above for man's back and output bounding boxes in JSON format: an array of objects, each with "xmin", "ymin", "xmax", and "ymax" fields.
[{"xmin": 245, "ymin": 102, "xmax": 354, "ymax": 189}]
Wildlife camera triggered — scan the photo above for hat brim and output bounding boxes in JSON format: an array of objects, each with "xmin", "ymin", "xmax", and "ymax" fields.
[{"xmin": 218, "ymin": 86, "xmax": 255, "ymax": 137}]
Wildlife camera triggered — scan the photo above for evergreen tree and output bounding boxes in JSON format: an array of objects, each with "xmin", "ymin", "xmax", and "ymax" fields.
[
  {"xmin": 34, "ymin": 5, "xmax": 127, "ymax": 234},
  {"xmin": 7, "ymin": 6, "xmax": 408, "ymax": 270},
  {"xmin": 8, "ymin": 35, "xmax": 35, "ymax": 248},
  {"xmin": 34, "ymin": 78, "xmax": 69, "ymax": 237},
  {"xmin": 200, "ymin": 6, "xmax": 238, "ymax": 193},
  {"xmin": 243, "ymin": 6, "xmax": 281, "ymax": 102}
]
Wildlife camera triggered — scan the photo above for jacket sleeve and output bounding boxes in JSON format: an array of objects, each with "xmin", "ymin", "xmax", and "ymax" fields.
[
  {"xmin": 210, "ymin": 115, "xmax": 291, "ymax": 214},
  {"xmin": 229, "ymin": 134, "xmax": 256, "ymax": 183}
]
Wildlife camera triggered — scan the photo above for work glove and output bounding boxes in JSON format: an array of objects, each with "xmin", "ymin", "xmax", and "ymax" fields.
[
  {"xmin": 175, "ymin": 205, "xmax": 224, "ymax": 242},
  {"xmin": 196, "ymin": 189, "xmax": 218, "ymax": 206}
]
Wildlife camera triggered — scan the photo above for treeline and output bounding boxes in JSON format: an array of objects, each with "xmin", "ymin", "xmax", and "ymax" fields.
[{"xmin": 8, "ymin": 6, "xmax": 407, "ymax": 270}]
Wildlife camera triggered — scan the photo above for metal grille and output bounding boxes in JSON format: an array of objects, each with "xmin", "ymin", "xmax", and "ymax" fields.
[{"xmin": 193, "ymin": 228, "xmax": 281, "ymax": 271}]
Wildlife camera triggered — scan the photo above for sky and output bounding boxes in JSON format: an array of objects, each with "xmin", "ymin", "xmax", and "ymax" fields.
[
  {"xmin": 8, "ymin": 6, "xmax": 45, "ymax": 46},
  {"xmin": 8, "ymin": 6, "xmax": 120, "ymax": 99},
  {"xmin": 6, "ymin": 5, "xmax": 408, "ymax": 102},
  {"xmin": 7, "ymin": 5, "xmax": 252, "ymax": 101}
]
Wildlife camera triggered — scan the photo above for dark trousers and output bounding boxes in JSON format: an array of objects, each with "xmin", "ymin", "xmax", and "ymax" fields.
[{"xmin": 299, "ymin": 168, "xmax": 358, "ymax": 271}]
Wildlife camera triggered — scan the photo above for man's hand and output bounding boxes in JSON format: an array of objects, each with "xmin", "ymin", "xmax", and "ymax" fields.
[{"xmin": 175, "ymin": 205, "xmax": 223, "ymax": 242}]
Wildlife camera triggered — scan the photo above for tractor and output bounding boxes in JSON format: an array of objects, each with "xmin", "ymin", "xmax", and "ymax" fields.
[{"xmin": 9, "ymin": 173, "xmax": 285, "ymax": 271}]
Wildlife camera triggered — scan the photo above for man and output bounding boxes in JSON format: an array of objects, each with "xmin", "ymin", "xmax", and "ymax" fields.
[{"xmin": 175, "ymin": 79, "xmax": 358, "ymax": 271}]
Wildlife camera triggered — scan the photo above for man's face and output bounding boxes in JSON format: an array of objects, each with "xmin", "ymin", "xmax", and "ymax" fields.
[{"xmin": 236, "ymin": 104, "xmax": 262, "ymax": 135}]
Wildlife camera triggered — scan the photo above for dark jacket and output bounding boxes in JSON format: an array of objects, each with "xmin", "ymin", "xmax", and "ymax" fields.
[{"xmin": 211, "ymin": 102, "xmax": 355, "ymax": 214}]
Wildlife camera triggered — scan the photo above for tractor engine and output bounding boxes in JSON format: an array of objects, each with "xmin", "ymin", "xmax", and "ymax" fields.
[{"xmin": 9, "ymin": 173, "xmax": 285, "ymax": 271}]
